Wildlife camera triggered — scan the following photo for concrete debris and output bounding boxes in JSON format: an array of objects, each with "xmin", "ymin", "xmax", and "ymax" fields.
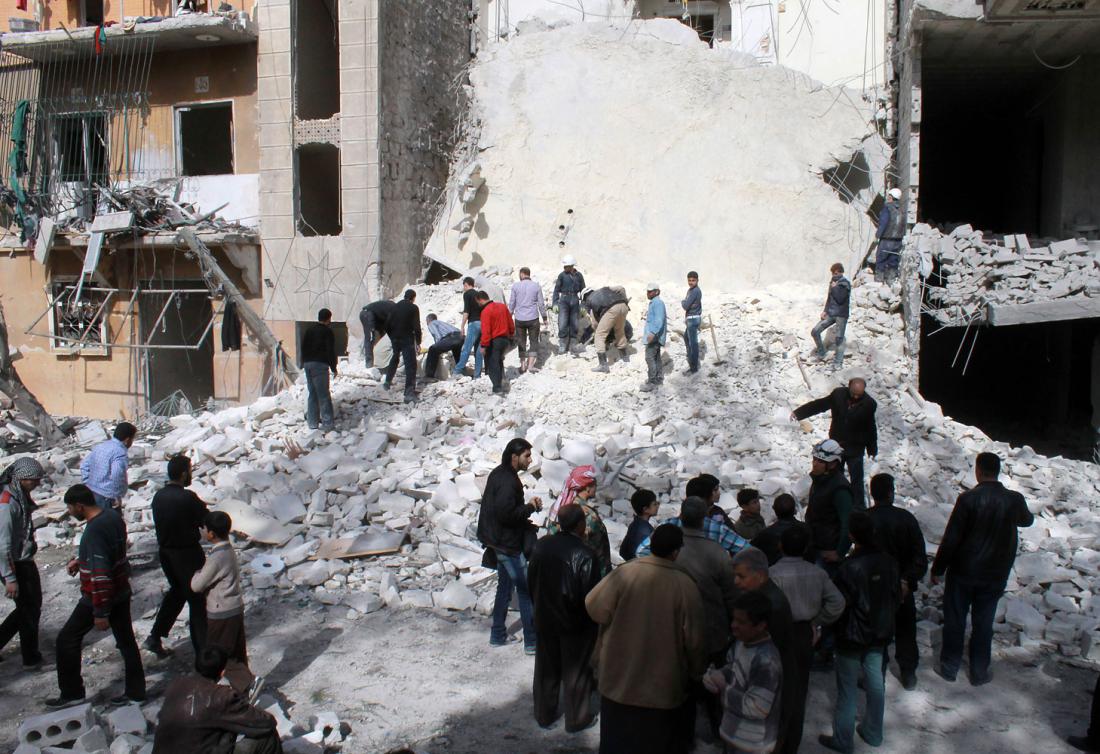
[{"xmin": 106, "ymin": 705, "xmax": 147, "ymax": 737}]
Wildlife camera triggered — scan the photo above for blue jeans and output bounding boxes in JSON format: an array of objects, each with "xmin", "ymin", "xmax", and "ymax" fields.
[
  {"xmin": 490, "ymin": 550, "xmax": 535, "ymax": 648},
  {"xmin": 304, "ymin": 362, "xmax": 334, "ymax": 429},
  {"xmin": 833, "ymin": 646, "xmax": 885, "ymax": 751},
  {"xmin": 811, "ymin": 315, "xmax": 847, "ymax": 365},
  {"xmin": 557, "ymin": 295, "xmax": 580, "ymax": 343},
  {"xmin": 685, "ymin": 316, "xmax": 701, "ymax": 372},
  {"xmin": 453, "ymin": 321, "xmax": 483, "ymax": 377},
  {"xmin": 940, "ymin": 574, "xmax": 1005, "ymax": 680},
  {"xmin": 92, "ymin": 491, "xmax": 116, "ymax": 509}
]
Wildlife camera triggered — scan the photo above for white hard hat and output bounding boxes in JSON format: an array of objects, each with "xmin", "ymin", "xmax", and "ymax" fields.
[
  {"xmin": 561, "ymin": 255, "xmax": 576, "ymax": 266},
  {"xmin": 646, "ymin": 282, "xmax": 660, "ymax": 291},
  {"xmin": 812, "ymin": 439, "xmax": 845, "ymax": 463},
  {"xmin": 888, "ymin": 188, "xmax": 902, "ymax": 200}
]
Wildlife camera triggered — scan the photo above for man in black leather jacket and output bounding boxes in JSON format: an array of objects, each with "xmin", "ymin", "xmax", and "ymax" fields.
[
  {"xmin": 528, "ymin": 504, "xmax": 602, "ymax": 732},
  {"xmin": 931, "ymin": 452, "xmax": 1033, "ymax": 685},
  {"xmin": 867, "ymin": 473, "xmax": 927, "ymax": 690}
]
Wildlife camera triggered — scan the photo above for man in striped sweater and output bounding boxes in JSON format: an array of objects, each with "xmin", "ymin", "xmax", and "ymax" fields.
[{"xmin": 47, "ymin": 484, "xmax": 145, "ymax": 708}]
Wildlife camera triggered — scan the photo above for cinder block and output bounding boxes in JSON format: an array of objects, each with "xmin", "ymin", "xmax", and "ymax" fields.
[{"xmin": 18, "ymin": 703, "xmax": 95, "ymax": 747}]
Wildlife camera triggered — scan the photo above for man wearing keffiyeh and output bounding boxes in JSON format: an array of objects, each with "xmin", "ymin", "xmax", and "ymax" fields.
[{"xmin": 547, "ymin": 465, "xmax": 611, "ymax": 576}]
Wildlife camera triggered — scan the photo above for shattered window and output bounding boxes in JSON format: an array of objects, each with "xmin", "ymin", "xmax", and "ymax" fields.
[
  {"xmin": 52, "ymin": 114, "xmax": 108, "ymax": 184},
  {"xmin": 49, "ymin": 282, "xmax": 110, "ymax": 353}
]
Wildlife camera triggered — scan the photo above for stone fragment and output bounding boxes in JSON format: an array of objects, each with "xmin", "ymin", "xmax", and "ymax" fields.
[
  {"xmin": 434, "ymin": 511, "xmax": 469, "ymax": 537},
  {"xmin": 300, "ymin": 445, "xmax": 346, "ymax": 478},
  {"xmin": 269, "ymin": 494, "xmax": 307, "ymax": 524},
  {"xmin": 435, "ymin": 580, "xmax": 477, "ymax": 610},
  {"xmin": 106, "ymin": 705, "xmax": 146, "ymax": 737},
  {"xmin": 73, "ymin": 725, "xmax": 108, "ymax": 752}
]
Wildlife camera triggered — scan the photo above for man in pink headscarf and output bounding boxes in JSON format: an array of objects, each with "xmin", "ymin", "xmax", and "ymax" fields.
[{"xmin": 547, "ymin": 465, "xmax": 611, "ymax": 576}]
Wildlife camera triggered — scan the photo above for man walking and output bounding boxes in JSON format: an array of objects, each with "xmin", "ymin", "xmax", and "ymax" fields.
[
  {"xmin": 476, "ymin": 439, "xmax": 542, "ymax": 653},
  {"xmin": 423, "ymin": 314, "xmax": 464, "ymax": 380},
  {"xmin": 552, "ymin": 256, "xmax": 585, "ymax": 354},
  {"xmin": 810, "ymin": 263, "xmax": 850, "ymax": 369},
  {"xmin": 358, "ymin": 298, "xmax": 395, "ymax": 369},
  {"xmin": 867, "ymin": 473, "xmax": 927, "ymax": 690},
  {"xmin": 682, "ymin": 271, "xmax": 702, "ymax": 375},
  {"xmin": 932, "ymin": 452, "xmax": 1033, "ymax": 685},
  {"xmin": 299, "ymin": 309, "xmax": 338, "ymax": 430},
  {"xmin": 453, "ymin": 277, "xmax": 484, "ymax": 378},
  {"xmin": 146, "ymin": 455, "xmax": 208, "ymax": 658},
  {"xmin": 81, "ymin": 422, "xmax": 136, "ymax": 509},
  {"xmin": 770, "ymin": 525, "xmax": 845, "ymax": 753},
  {"xmin": 508, "ymin": 267, "xmax": 548, "ymax": 373},
  {"xmin": 792, "ymin": 377, "xmax": 878, "ymax": 510},
  {"xmin": 585, "ymin": 524, "xmax": 706, "ymax": 754},
  {"xmin": 528, "ymin": 504, "xmax": 601, "ymax": 732},
  {"xmin": 583, "ymin": 286, "xmax": 630, "ymax": 373},
  {"xmin": 0, "ymin": 457, "xmax": 46, "ymax": 668},
  {"xmin": 478, "ymin": 290, "xmax": 515, "ymax": 395},
  {"xmin": 641, "ymin": 283, "xmax": 666, "ymax": 392},
  {"xmin": 50, "ymin": 484, "xmax": 145, "ymax": 707},
  {"xmin": 384, "ymin": 290, "xmax": 422, "ymax": 403},
  {"xmin": 875, "ymin": 188, "xmax": 905, "ymax": 284},
  {"xmin": 819, "ymin": 512, "xmax": 899, "ymax": 754}
]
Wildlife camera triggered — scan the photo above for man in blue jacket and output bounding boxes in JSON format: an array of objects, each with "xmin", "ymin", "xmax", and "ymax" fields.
[
  {"xmin": 811, "ymin": 263, "xmax": 851, "ymax": 369},
  {"xmin": 875, "ymin": 188, "xmax": 905, "ymax": 283},
  {"xmin": 641, "ymin": 283, "xmax": 667, "ymax": 392}
]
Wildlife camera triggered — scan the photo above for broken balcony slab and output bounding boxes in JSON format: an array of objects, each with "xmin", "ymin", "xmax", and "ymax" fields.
[
  {"xmin": 313, "ymin": 528, "xmax": 409, "ymax": 560},
  {"xmin": 986, "ymin": 297, "xmax": 1100, "ymax": 327},
  {"xmin": 213, "ymin": 499, "xmax": 301, "ymax": 546}
]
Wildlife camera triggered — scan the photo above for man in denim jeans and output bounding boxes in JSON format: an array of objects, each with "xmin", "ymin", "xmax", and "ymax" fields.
[
  {"xmin": 299, "ymin": 309, "xmax": 337, "ymax": 431},
  {"xmin": 453, "ymin": 277, "xmax": 484, "ymax": 378},
  {"xmin": 811, "ymin": 263, "xmax": 851, "ymax": 369},
  {"xmin": 476, "ymin": 438, "xmax": 543, "ymax": 654},
  {"xmin": 681, "ymin": 271, "xmax": 702, "ymax": 374}
]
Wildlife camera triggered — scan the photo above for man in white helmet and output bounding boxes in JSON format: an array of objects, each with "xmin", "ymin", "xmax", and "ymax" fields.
[
  {"xmin": 552, "ymin": 256, "xmax": 585, "ymax": 355},
  {"xmin": 875, "ymin": 188, "xmax": 905, "ymax": 284}
]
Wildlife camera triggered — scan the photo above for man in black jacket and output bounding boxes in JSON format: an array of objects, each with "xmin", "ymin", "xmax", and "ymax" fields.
[
  {"xmin": 529, "ymin": 504, "xmax": 601, "ymax": 732},
  {"xmin": 819, "ymin": 512, "xmax": 899, "ymax": 754},
  {"xmin": 810, "ymin": 262, "xmax": 851, "ymax": 369},
  {"xmin": 358, "ymin": 299, "xmax": 396, "ymax": 368},
  {"xmin": 476, "ymin": 438, "xmax": 543, "ymax": 653},
  {"xmin": 867, "ymin": 473, "xmax": 927, "ymax": 690},
  {"xmin": 932, "ymin": 452, "xmax": 1033, "ymax": 685},
  {"xmin": 384, "ymin": 290, "xmax": 423, "ymax": 403},
  {"xmin": 751, "ymin": 494, "xmax": 807, "ymax": 566},
  {"xmin": 299, "ymin": 308, "xmax": 337, "ymax": 431},
  {"xmin": 145, "ymin": 455, "xmax": 208, "ymax": 658},
  {"xmin": 792, "ymin": 378, "xmax": 878, "ymax": 510}
]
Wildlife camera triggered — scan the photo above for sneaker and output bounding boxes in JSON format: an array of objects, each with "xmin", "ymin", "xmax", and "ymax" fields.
[
  {"xmin": 320, "ymin": 424, "xmax": 336, "ymax": 432},
  {"xmin": 639, "ymin": 382, "xmax": 656, "ymax": 392},
  {"xmin": 969, "ymin": 671, "xmax": 992, "ymax": 686},
  {"xmin": 247, "ymin": 676, "xmax": 266, "ymax": 705},
  {"xmin": 524, "ymin": 645, "xmax": 537, "ymax": 656},
  {"xmin": 900, "ymin": 670, "xmax": 917, "ymax": 690},
  {"xmin": 933, "ymin": 664, "xmax": 957, "ymax": 683},
  {"xmin": 489, "ymin": 635, "xmax": 520, "ymax": 648},
  {"xmin": 382, "ymin": 380, "xmax": 391, "ymax": 391},
  {"xmin": 143, "ymin": 636, "xmax": 173, "ymax": 659},
  {"xmin": 44, "ymin": 695, "xmax": 86, "ymax": 710},
  {"xmin": 23, "ymin": 654, "xmax": 45, "ymax": 669},
  {"xmin": 403, "ymin": 393, "xmax": 417, "ymax": 404},
  {"xmin": 109, "ymin": 692, "xmax": 146, "ymax": 706},
  {"xmin": 818, "ymin": 734, "xmax": 852, "ymax": 754}
]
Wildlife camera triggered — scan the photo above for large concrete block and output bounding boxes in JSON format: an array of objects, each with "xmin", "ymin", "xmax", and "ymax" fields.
[
  {"xmin": 18, "ymin": 703, "xmax": 95, "ymax": 747},
  {"xmin": 106, "ymin": 704, "xmax": 147, "ymax": 737}
]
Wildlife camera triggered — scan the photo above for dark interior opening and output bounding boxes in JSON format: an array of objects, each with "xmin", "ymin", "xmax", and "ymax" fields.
[
  {"xmin": 54, "ymin": 113, "xmax": 107, "ymax": 184},
  {"xmin": 293, "ymin": 0, "xmax": 340, "ymax": 120},
  {"xmin": 82, "ymin": 0, "xmax": 104, "ymax": 26},
  {"xmin": 178, "ymin": 103, "xmax": 234, "ymax": 176},
  {"xmin": 296, "ymin": 143, "xmax": 342, "ymax": 236},
  {"xmin": 140, "ymin": 288, "xmax": 216, "ymax": 414},
  {"xmin": 919, "ymin": 314, "xmax": 1099, "ymax": 460},
  {"xmin": 295, "ymin": 321, "xmax": 349, "ymax": 363}
]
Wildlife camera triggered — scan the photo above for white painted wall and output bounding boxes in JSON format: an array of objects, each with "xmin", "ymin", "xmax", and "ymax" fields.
[
  {"xmin": 764, "ymin": 0, "xmax": 887, "ymax": 90},
  {"xmin": 177, "ymin": 174, "xmax": 260, "ymax": 227}
]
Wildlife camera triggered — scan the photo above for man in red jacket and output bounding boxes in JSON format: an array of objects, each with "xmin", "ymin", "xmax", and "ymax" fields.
[{"xmin": 478, "ymin": 291, "xmax": 515, "ymax": 394}]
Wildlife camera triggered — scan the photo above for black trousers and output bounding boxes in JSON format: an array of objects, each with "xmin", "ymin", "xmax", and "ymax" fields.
[
  {"xmin": 56, "ymin": 596, "xmax": 145, "ymax": 700},
  {"xmin": 0, "ymin": 559, "xmax": 42, "ymax": 663},
  {"xmin": 1089, "ymin": 673, "xmax": 1100, "ymax": 744},
  {"xmin": 486, "ymin": 336, "xmax": 509, "ymax": 390},
  {"xmin": 533, "ymin": 625, "xmax": 597, "ymax": 731},
  {"xmin": 425, "ymin": 332, "xmax": 464, "ymax": 377},
  {"xmin": 358, "ymin": 310, "xmax": 380, "ymax": 367},
  {"xmin": 599, "ymin": 696, "xmax": 693, "ymax": 754},
  {"xmin": 845, "ymin": 449, "xmax": 866, "ymax": 510},
  {"xmin": 235, "ymin": 731, "xmax": 284, "ymax": 754},
  {"xmin": 884, "ymin": 588, "xmax": 919, "ymax": 674},
  {"xmin": 385, "ymin": 336, "xmax": 418, "ymax": 396},
  {"xmin": 150, "ymin": 546, "xmax": 207, "ymax": 652},
  {"xmin": 779, "ymin": 620, "xmax": 814, "ymax": 754}
]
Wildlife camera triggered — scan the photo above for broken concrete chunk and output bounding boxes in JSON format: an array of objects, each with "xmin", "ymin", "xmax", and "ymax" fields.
[
  {"xmin": 435, "ymin": 580, "xmax": 477, "ymax": 611},
  {"xmin": 300, "ymin": 445, "xmax": 347, "ymax": 478},
  {"xmin": 106, "ymin": 704, "xmax": 146, "ymax": 737},
  {"xmin": 269, "ymin": 494, "xmax": 308, "ymax": 524}
]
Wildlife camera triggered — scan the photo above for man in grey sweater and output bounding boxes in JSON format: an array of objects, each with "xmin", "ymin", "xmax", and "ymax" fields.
[{"xmin": 0, "ymin": 457, "xmax": 46, "ymax": 667}]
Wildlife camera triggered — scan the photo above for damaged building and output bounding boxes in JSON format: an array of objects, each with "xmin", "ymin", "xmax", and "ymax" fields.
[{"xmin": 0, "ymin": 0, "xmax": 470, "ymax": 421}]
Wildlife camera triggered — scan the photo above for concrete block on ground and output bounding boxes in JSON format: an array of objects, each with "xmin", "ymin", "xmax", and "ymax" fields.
[
  {"xmin": 18, "ymin": 703, "xmax": 95, "ymax": 747},
  {"xmin": 106, "ymin": 705, "xmax": 147, "ymax": 737},
  {"xmin": 73, "ymin": 724, "xmax": 108, "ymax": 752}
]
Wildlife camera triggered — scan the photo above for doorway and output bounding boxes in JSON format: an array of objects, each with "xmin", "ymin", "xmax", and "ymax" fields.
[{"xmin": 139, "ymin": 286, "xmax": 216, "ymax": 413}]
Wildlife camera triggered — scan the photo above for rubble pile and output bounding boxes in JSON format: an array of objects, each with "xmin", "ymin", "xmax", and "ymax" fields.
[{"xmin": 912, "ymin": 223, "xmax": 1100, "ymax": 326}]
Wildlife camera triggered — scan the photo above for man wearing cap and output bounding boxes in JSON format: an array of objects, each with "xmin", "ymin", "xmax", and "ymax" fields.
[
  {"xmin": 810, "ymin": 263, "xmax": 851, "ymax": 369},
  {"xmin": 641, "ymin": 283, "xmax": 667, "ymax": 392},
  {"xmin": 804, "ymin": 439, "xmax": 854, "ymax": 570},
  {"xmin": 552, "ymin": 257, "xmax": 586, "ymax": 355},
  {"xmin": 682, "ymin": 271, "xmax": 702, "ymax": 375},
  {"xmin": 875, "ymin": 188, "xmax": 905, "ymax": 284},
  {"xmin": 0, "ymin": 457, "xmax": 46, "ymax": 667}
]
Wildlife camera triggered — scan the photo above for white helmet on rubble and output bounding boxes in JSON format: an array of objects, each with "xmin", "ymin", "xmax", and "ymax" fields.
[
  {"xmin": 888, "ymin": 188, "xmax": 902, "ymax": 200},
  {"xmin": 561, "ymin": 255, "xmax": 576, "ymax": 267}
]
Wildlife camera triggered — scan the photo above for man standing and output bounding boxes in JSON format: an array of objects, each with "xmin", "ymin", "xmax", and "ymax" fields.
[
  {"xmin": 867, "ymin": 473, "xmax": 927, "ymax": 690},
  {"xmin": 932, "ymin": 452, "xmax": 1033, "ymax": 685},
  {"xmin": 552, "ymin": 256, "xmax": 585, "ymax": 354},
  {"xmin": 770, "ymin": 525, "xmax": 845, "ymax": 754},
  {"xmin": 358, "ymin": 298, "xmax": 396, "ymax": 369},
  {"xmin": 732, "ymin": 489, "xmax": 767, "ymax": 540},
  {"xmin": 0, "ymin": 457, "xmax": 46, "ymax": 668},
  {"xmin": 384, "ymin": 290, "xmax": 422, "ymax": 404},
  {"xmin": 146, "ymin": 455, "xmax": 208, "ymax": 658},
  {"xmin": 585, "ymin": 524, "xmax": 706, "ymax": 754},
  {"xmin": 682, "ymin": 271, "xmax": 702, "ymax": 375},
  {"xmin": 453, "ymin": 277, "xmax": 484, "ymax": 378},
  {"xmin": 528, "ymin": 504, "xmax": 601, "ymax": 733},
  {"xmin": 875, "ymin": 188, "xmax": 905, "ymax": 284},
  {"xmin": 478, "ymin": 290, "xmax": 515, "ymax": 395},
  {"xmin": 619, "ymin": 489, "xmax": 658, "ymax": 562},
  {"xmin": 804, "ymin": 439, "xmax": 854, "ymax": 569},
  {"xmin": 583, "ymin": 286, "xmax": 630, "ymax": 373},
  {"xmin": 508, "ymin": 267, "xmax": 548, "ymax": 374},
  {"xmin": 819, "ymin": 512, "xmax": 899, "ymax": 754},
  {"xmin": 423, "ymin": 314, "xmax": 464, "ymax": 381},
  {"xmin": 810, "ymin": 263, "xmax": 850, "ymax": 369},
  {"xmin": 81, "ymin": 422, "xmax": 136, "ymax": 509},
  {"xmin": 792, "ymin": 378, "xmax": 878, "ymax": 510},
  {"xmin": 751, "ymin": 494, "xmax": 805, "ymax": 566},
  {"xmin": 299, "ymin": 309, "xmax": 338, "ymax": 430},
  {"xmin": 641, "ymin": 283, "xmax": 666, "ymax": 392},
  {"xmin": 50, "ymin": 484, "xmax": 145, "ymax": 707},
  {"xmin": 476, "ymin": 439, "xmax": 542, "ymax": 653}
]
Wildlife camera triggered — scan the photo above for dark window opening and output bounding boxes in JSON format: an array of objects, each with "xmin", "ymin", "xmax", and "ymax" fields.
[
  {"xmin": 296, "ymin": 143, "xmax": 341, "ymax": 236},
  {"xmin": 82, "ymin": 0, "xmax": 104, "ymax": 26},
  {"xmin": 140, "ymin": 287, "xmax": 216, "ymax": 413},
  {"xmin": 178, "ymin": 103, "xmax": 234, "ymax": 176},
  {"xmin": 53, "ymin": 114, "xmax": 107, "ymax": 184},
  {"xmin": 293, "ymin": 0, "xmax": 340, "ymax": 120},
  {"xmin": 294, "ymin": 320, "xmax": 349, "ymax": 362}
]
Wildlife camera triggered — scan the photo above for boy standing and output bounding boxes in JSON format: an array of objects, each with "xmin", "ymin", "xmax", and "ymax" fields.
[
  {"xmin": 619, "ymin": 489, "xmax": 659, "ymax": 562},
  {"xmin": 191, "ymin": 512, "xmax": 262, "ymax": 701},
  {"xmin": 733, "ymin": 489, "xmax": 767, "ymax": 540},
  {"xmin": 682, "ymin": 271, "xmax": 702, "ymax": 375},
  {"xmin": 704, "ymin": 591, "xmax": 783, "ymax": 753}
]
